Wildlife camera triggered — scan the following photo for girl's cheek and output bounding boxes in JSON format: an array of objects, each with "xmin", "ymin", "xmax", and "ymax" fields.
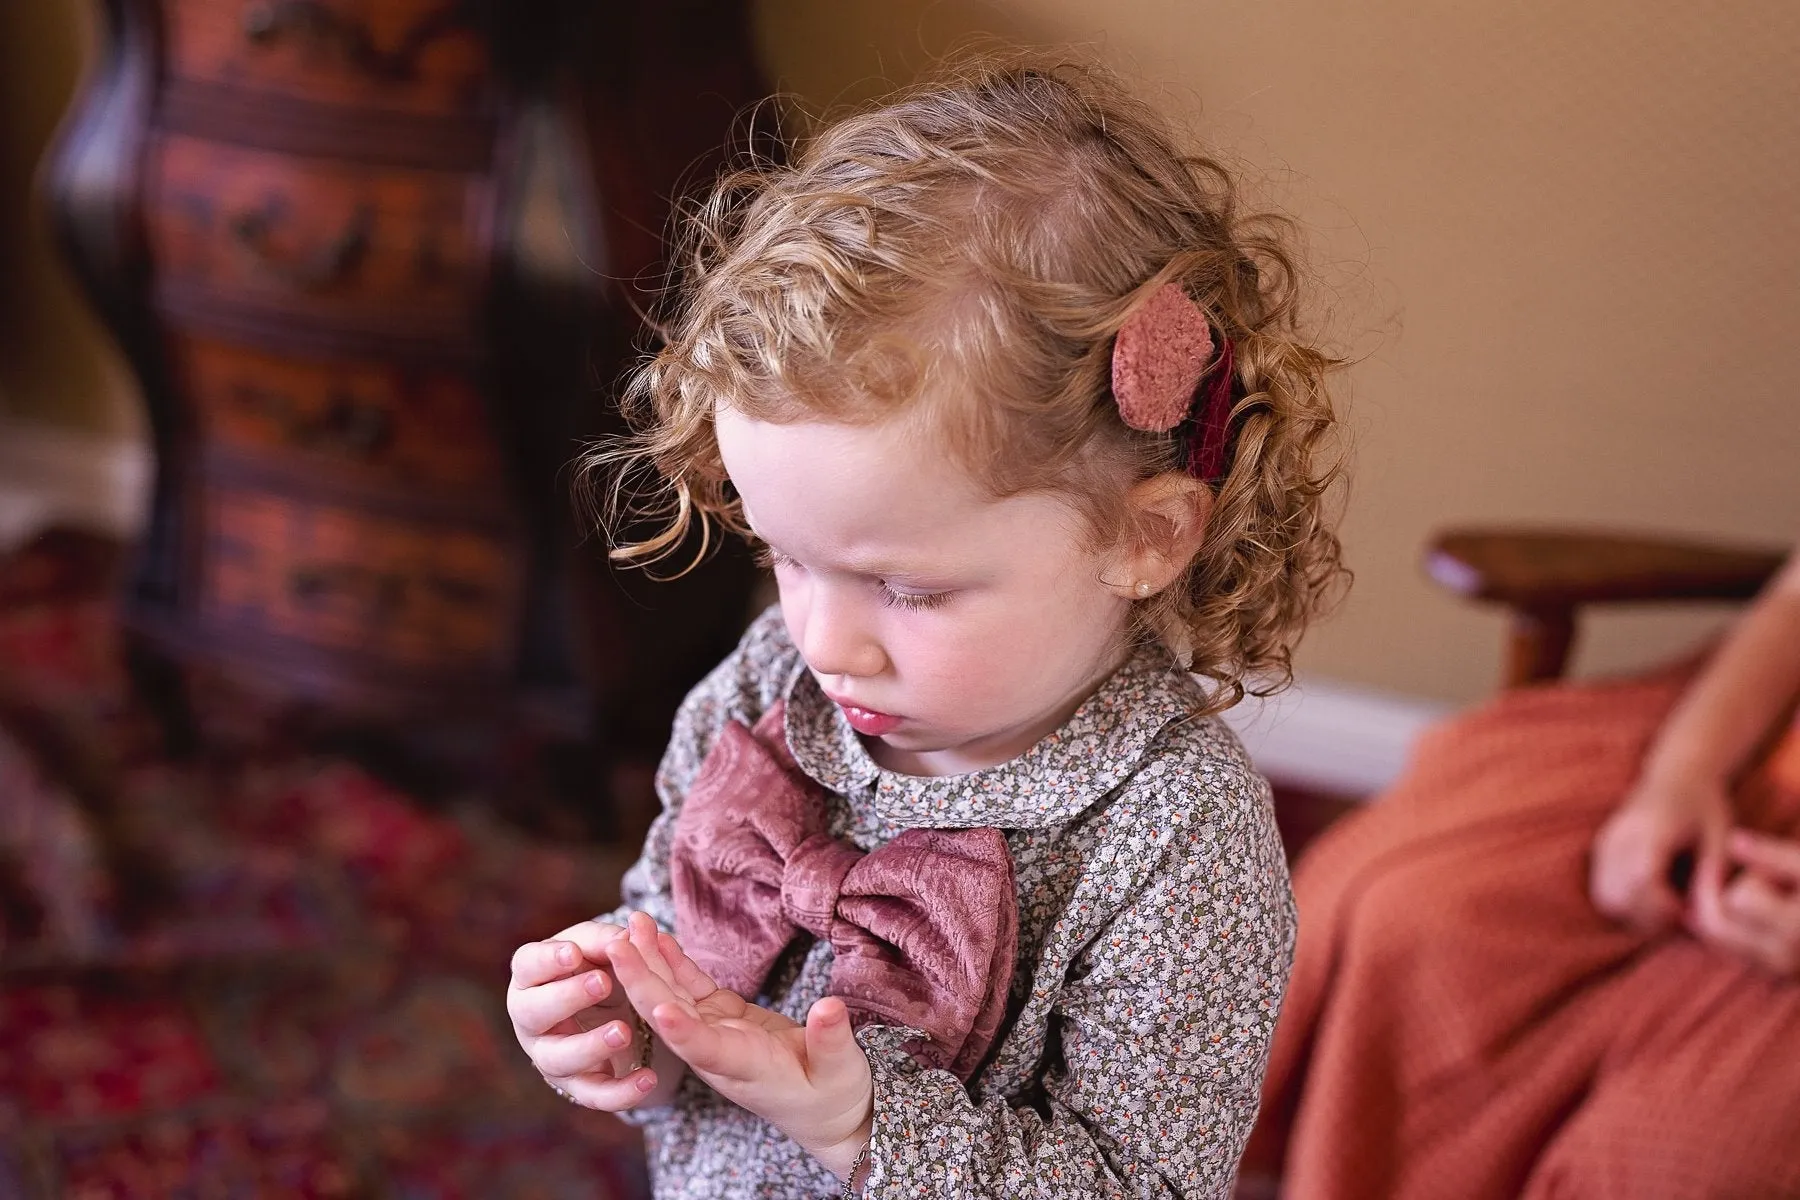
[
  {"xmin": 921, "ymin": 625, "xmax": 997, "ymax": 683},
  {"xmin": 775, "ymin": 573, "xmax": 809, "ymax": 631}
]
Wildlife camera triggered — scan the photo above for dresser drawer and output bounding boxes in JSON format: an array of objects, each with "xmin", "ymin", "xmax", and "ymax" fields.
[
  {"xmin": 169, "ymin": 334, "xmax": 502, "ymax": 489},
  {"xmin": 165, "ymin": 0, "xmax": 494, "ymax": 120},
  {"xmin": 149, "ymin": 134, "xmax": 492, "ymax": 333},
  {"xmin": 201, "ymin": 489, "xmax": 517, "ymax": 669}
]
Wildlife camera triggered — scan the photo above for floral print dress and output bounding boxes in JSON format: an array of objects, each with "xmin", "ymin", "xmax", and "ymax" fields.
[{"xmin": 601, "ymin": 608, "xmax": 1294, "ymax": 1198}]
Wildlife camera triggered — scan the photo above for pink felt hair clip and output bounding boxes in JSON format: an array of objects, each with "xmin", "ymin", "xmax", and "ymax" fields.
[{"xmin": 1110, "ymin": 283, "xmax": 1215, "ymax": 433}]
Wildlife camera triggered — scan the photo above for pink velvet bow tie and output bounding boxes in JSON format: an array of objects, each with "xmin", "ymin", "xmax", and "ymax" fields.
[{"xmin": 669, "ymin": 703, "xmax": 1018, "ymax": 1080}]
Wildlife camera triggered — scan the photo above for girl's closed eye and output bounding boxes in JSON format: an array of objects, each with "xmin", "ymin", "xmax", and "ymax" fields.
[
  {"xmin": 878, "ymin": 582, "xmax": 954, "ymax": 612},
  {"xmin": 755, "ymin": 544, "xmax": 953, "ymax": 611}
]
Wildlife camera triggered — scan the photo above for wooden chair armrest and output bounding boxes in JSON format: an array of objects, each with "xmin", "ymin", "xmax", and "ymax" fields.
[
  {"xmin": 1426, "ymin": 529, "xmax": 1786, "ymax": 608},
  {"xmin": 1425, "ymin": 528, "xmax": 1788, "ymax": 687}
]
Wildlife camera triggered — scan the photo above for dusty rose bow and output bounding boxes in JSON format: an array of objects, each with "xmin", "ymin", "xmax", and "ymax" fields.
[{"xmin": 669, "ymin": 703, "xmax": 1018, "ymax": 1080}]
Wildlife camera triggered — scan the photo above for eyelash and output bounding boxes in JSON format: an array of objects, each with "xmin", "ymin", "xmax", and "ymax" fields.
[
  {"xmin": 753, "ymin": 546, "xmax": 954, "ymax": 612},
  {"xmin": 879, "ymin": 585, "xmax": 953, "ymax": 612},
  {"xmin": 752, "ymin": 545, "xmax": 791, "ymax": 572}
]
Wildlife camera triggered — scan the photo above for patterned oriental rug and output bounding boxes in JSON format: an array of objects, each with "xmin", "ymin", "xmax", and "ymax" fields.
[{"xmin": 0, "ymin": 531, "xmax": 649, "ymax": 1198}]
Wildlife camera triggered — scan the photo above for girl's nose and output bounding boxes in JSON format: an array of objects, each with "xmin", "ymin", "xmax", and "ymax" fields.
[{"xmin": 796, "ymin": 586, "xmax": 887, "ymax": 680}]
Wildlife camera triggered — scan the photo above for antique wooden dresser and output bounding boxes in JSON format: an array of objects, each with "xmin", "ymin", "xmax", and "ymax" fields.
[{"xmin": 44, "ymin": 0, "xmax": 765, "ymax": 833}]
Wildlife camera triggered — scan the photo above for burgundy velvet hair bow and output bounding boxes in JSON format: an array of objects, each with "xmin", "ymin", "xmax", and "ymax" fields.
[
  {"xmin": 669, "ymin": 704, "xmax": 1018, "ymax": 1080},
  {"xmin": 1110, "ymin": 282, "xmax": 1241, "ymax": 484}
]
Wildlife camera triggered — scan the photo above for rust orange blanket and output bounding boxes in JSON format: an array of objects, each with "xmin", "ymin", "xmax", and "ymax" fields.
[{"xmin": 1246, "ymin": 668, "xmax": 1800, "ymax": 1199}]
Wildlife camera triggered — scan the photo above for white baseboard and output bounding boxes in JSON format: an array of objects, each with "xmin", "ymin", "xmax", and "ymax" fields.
[
  {"xmin": 1221, "ymin": 677, "xmax": 1454, "ymax": 798},
  {"xmin": 0, "ymin": 418, "xmax": 151, "ymax": 552}
]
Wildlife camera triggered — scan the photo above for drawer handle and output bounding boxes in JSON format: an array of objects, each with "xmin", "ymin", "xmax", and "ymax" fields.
[
  {"xmin": 228, "ymin": 203, "xmax": 373, "ymax": 291},
  {"xmin": 234, "ymin": 385, "xmax": 393, "ymax": 458},
  {"xmin": 241, "ymin": 0, "xmax": 474, "ymax": 83}
]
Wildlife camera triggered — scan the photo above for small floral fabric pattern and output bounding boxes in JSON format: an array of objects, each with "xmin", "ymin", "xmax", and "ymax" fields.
[{"xmin": 601, "ymin": 608, "xmax": 1295, "ymax": 1198}]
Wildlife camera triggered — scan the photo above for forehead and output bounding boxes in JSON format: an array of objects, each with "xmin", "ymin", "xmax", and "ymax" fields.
[{"xmin": 714, "ymin": 406, "xmax": 1081, "ymax": 564}]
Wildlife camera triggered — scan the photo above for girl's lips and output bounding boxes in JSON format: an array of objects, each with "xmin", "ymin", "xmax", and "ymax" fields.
[{"xmin": 835, "ymin": 701, "xmax": 901, "ymax": 737}]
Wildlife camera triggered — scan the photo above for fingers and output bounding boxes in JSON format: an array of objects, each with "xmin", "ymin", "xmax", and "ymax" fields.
[
  {"xmin": 545, "ymin": 1066, "xmax": 660, "ymax": 1111},
  {"xmin": 1728, "ymin": 830, "xmax": 1800, "ymax": 885},
  {"xmin": 1694, "ymin": 806, "xmax": 1732, "ymax": 887},
  {"xmin": 555, "ymin": 921, "xmax": 629, "ymax": 963},
  {"xmin": 803, "ymin": 996, "xmax": 867, "ymax": 1086},
  {"xmin": 531, "ymin": 1019, "xmax": 640, "ymax": 1078},
  {"xmin": 1690, "ymin": 862, "xmax": 1800, "ymax": 978},
  {"xmin": 616, "ymin": 911, "xmax": 722, "ymax": 1008},
  {"xmin": 611, "ymin": 938, "xmax": 767, "ymax": 1082},
  {"xmin": 1589, "ymin": 819, "xmax": 1684, "ymax": 932},
  {"xmin": 510, "ymin": 938, "xmax": 585, "ymax": 990},
  {"xmin": 508, "ymin": 922, "xmax": 631, "ymax": 1058},
  {"xmin": 510, "ymin": 923, "xmax": 625, "ymax": 989},
  {"xmin": 646, "ymin": 998, "xmax": 758, "ymax": 1082},
  {"xmin": 594, "ymin": 913, "xmax": 722, "ymax": 1079},
  {"xmin": 1722, "ymin": 872, "xmax": 1800, "ymax": 979},
  {"xmin": 801, "ymin": 997, "xmax": 876, "ymax": 1158},
  {"xmin": 1688, "ymin": 846, "xmax": 1730, "ymax": 925},
  {"xmin": 1724, "ymin": 871, "xmax": 1794, "ymax": 931},
  {"xmin": 658, "ymin": 930, "xmax": 724, "ymax": 1000},
  {"xmin": 626, "ymin": 911, "xmax": 679, "ymax": 986},
  {"xmin": 507, "ymin": 967, "xmax": 614, "ymax": 1038},
  {"xmin": 1691, "ymin": 908, "xmax": 1770, "ymax": 972},
  {"xmin": 608, "ymin": 935, "xmax": 697, "ymax": 1022}
]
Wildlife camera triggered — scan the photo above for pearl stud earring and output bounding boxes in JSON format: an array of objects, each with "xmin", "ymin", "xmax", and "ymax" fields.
[{"xmin": 1135, "ymin": 581, "xmax": 1153, "ymax": 598}]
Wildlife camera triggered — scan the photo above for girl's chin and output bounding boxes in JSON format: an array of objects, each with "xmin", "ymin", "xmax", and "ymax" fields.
[
  {"xmin": 866, "ymin": 723, "xmax": 1039, "ymax": 776},
  {"xmin": 864, "ymin": 719, "xmax": 967, "ymax": 750},
  {"xmin": 864, "ymin": 726, "xmax": 931, "ymax": 752}
]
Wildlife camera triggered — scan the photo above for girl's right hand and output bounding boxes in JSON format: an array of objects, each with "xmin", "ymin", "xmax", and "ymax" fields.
[
  {"xmin": 1589, "ymin": 771, "xmax": 1731, "ymax": 934},
  {"xmin": 507, "ymin": 921, "xmax": 658, "ymax": 1110},
  {"xmin": 606, "ymin": 912, "xmax": 875, "ymax": 1181}
]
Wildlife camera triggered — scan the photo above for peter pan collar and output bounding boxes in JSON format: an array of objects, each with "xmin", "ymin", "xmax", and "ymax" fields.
[{"xmin": 780, "ymin": 642, "xmax": 1207, "ymax": 830}]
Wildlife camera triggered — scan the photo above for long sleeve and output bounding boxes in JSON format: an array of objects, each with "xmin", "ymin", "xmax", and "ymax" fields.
[{"xmin": 858, "ymin": 772, "xmax": 1296, "ymax": 1199}]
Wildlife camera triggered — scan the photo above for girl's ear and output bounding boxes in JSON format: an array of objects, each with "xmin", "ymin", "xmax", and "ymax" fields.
[{"xmin": 1103, "ymin": 473, "xmax": 1214, "ymax": 600}]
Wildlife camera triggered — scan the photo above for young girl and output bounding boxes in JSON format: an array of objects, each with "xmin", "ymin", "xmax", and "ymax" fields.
[{"xmin": 507, "ymin": 54, "xmax": 1345, "ymax": 1198}]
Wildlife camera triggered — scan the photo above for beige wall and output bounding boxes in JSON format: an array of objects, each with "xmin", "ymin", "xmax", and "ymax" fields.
[
  {"xmin": 4, "ymin": 2, "xmax": 1794, "ymax": 701},
  {"xmin": 755, "ymin": 0, "xmax": 1800, "ymax": 703}
]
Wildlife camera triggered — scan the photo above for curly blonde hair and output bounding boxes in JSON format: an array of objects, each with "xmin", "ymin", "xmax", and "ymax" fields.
[{"xmin": 580, "ymin": 51, "xmax": 1348, "ymax": 712}]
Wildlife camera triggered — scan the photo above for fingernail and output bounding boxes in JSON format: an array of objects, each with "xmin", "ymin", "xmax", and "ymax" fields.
[
  {"xmin": 584, "ymin": 971, "xmax": 606, "ymax": 999},
  {"xmin": 636, "ymin": 1073, "xmax": 656, "ymax": 1092},
  {"xmin": 603, "ymin": 1022, "xmax": 630, "ymax": 1048},
  {"xmin": 556, "ymin": 943, "xmax": 575, "ymax": 968}
]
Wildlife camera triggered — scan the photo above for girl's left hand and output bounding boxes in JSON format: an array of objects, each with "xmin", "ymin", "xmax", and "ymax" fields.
[
  {"xmin": 1687, "ymin": 829, "xmax": 1800, "ymax": 978},
  {"xmin": 607, "ymin": 912, "xmax": 874, "ymax": 1179}
]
